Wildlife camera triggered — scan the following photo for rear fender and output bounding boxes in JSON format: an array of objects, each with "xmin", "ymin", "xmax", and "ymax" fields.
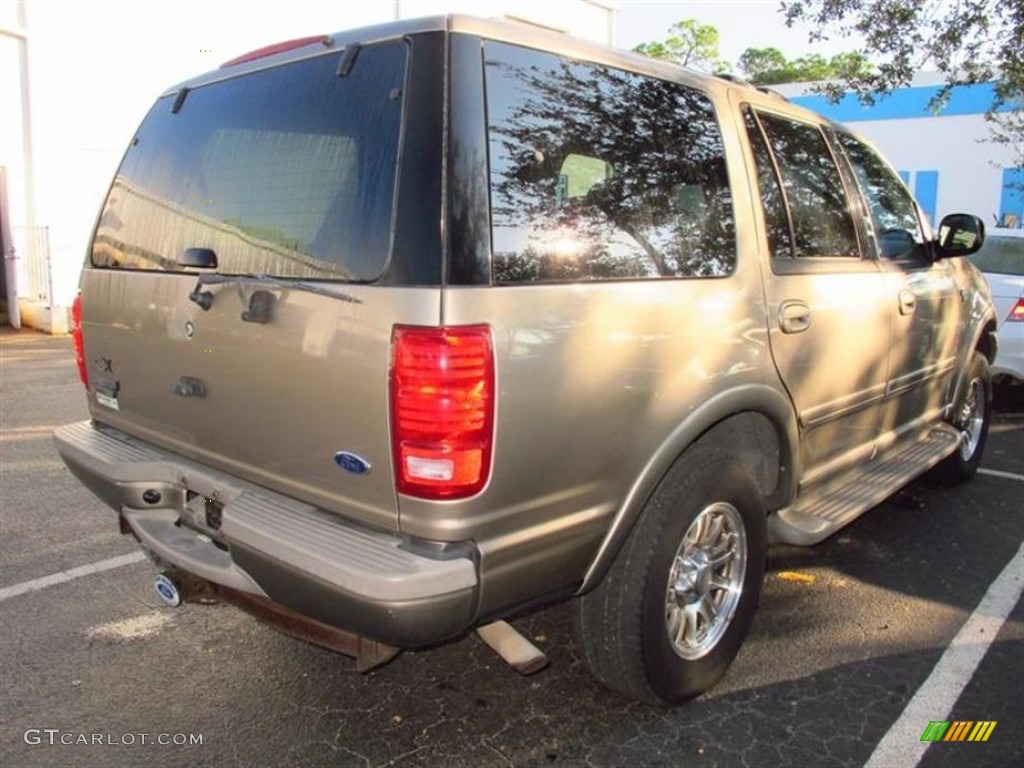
[{"xmin": 580, "ymin": 385, "xmax": 799, "ymax": 591}]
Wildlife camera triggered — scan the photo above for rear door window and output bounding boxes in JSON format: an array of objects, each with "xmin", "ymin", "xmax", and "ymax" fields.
[
  {"xmin": 484, "ymin": 42, "xmax": 736, "ymax": 283},
  {"xmin": 748, "ymin": 111, "xmax": 860, "ymax": 260},
  {"xmin": 92, "ymin": 41, "xmax": 407, "ymax": 281},
  {"xmin": 743, "ymin": 108, "xmax": 794, "ymax": 260}
]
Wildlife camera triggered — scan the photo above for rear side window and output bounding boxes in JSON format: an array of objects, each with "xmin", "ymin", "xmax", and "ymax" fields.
[
  {"xmin": 485, "ymin": 42, "xmax": 736, "ymax": 283},
  {"xmin": 751, "ymin": 111, "xmax": 859, "ymax": 259},
  {"xmin": 92, "ymin": 42, "xmax": 407, "ymax": 281}
]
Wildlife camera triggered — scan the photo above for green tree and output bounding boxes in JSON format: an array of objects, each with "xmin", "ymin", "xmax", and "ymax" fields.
[
  {"xmin": 633, "ymin": 20, "xmax": 731, "ymax": 74},
  {"xmin": 738, "ymin": 47, "xmax": 788, "ymax": 81},
  {"xmin": 830, "ymin": 51, "xmax": 876, "ymax": 81},
  {"xmin": 738, "ymin": 47, "xmax": 874, "ymax": 85},
  {"xmin": 781, "ymin": 0, "xmax": 1023, "ymax": 165}
]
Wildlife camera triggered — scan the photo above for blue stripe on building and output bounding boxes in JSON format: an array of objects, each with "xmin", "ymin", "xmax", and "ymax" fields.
[
  {"xmin": 999, "ymin": 168, "xmax": 1024, "ymax": 229},
  {"xmin": 790, "ymin": 82, "xmax": 1014, "ymax": 122},
  {"xmin": 914, "ymin": 171, "xmax": 939, "ymax": 225},
  {"xmin": 898, "ymin": 170, "xmax": 910, "ymax": 185}
]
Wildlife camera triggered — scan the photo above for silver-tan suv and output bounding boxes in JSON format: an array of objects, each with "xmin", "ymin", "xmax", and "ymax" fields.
[{"xmin": 55, "ymin": 15, "xmax": 997, "ymax": 705}]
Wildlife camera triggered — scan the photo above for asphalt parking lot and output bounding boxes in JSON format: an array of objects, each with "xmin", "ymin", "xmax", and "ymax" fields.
[{"xmin": 2, "ymin": 328, "xmax": 1022, "ymax": 768}]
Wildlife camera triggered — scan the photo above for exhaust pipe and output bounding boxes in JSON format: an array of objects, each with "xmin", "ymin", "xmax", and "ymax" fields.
[
  {"xmin": 152, "ymin": 568, "xmax": 220, "ymax": 607},
  {"xmin": 150, "ymin": 569, "xmax": 399, "ymax": 673},
  {"xmin": 154, "ymin": 572, "xmax": 183, "ymax": 607}
]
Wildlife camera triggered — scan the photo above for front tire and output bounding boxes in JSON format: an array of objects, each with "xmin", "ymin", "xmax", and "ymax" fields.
[
  {"xmin": 935, "ymin": 351, "xmax": 992, "ymax": 485},
  {"xmin": 573, "ymin": 450, "xmax": 766, "ymax": 705}
]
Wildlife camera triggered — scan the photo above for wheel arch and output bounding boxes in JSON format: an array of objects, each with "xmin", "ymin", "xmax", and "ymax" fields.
[
  {"xmin": 975, "ymin": 319, "xmax": 998, "ymax": 366},
  {"xmin": 947, "ymin": 317, "xmax": 998, "ymax": 417},
  {"xmin": 579, "ymin": 384, "xmax": 799, "ymax": 592}
]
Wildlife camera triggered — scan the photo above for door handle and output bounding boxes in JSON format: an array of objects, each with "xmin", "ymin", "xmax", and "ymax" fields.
[
  {"xmin": 898, "ymin": 289, "xmax": 916, "ymax": 316},
  {"xmin": 779, "ymin": 300, "xmax": 811, "ymax": 334}
]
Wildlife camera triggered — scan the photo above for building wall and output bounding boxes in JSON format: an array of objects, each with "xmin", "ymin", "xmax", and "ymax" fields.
[
  {"xmin": 780, "ymin": 78, "xmax": 1023, "ymax": 231},
  {"xmin": 849, "ymin": 114, "xmax": 1010, "ymax": 228}
]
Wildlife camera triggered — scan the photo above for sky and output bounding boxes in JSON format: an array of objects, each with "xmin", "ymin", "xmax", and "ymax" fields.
[
  {"xmin": 9, "ymin": 0, "xmax": 856, "ymax": 172},
  {"xmin": 616, "ymin": 0, "xmax": 855, "ymax": 62}
]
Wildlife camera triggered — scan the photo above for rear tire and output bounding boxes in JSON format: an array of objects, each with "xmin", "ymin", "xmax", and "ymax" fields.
[
  {"xmin": 573, "ymin": 449, "xmax": 766, "ymax": 705},
  {"xmin": 935, "ymin": 351, "xmax": 991, "ymax": 485}
]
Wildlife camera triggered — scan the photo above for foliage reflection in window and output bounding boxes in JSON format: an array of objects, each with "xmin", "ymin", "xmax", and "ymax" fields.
[
  {"xmin": 485, "ymin": 43, "xmax": 736, "ymax": 283},
  {"xmin": 743, "ymin": 108, "xmax": 794, "ymax": 259},
  {"xmin": 754, "ymin": 113, "xmax": 859, "ymax": 259},
  {"xmin": 834, "ymin": 131, "xmax": 924, "ymax": 259}
]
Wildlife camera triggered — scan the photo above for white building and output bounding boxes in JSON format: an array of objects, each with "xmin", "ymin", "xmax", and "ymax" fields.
[
  {"xmin": 0, "ymin": 0, "xmax": 616, "ymax": 331},
  {"xmin": 777, "ymin": 74, "xmax": 1023, "ymax": 232}
]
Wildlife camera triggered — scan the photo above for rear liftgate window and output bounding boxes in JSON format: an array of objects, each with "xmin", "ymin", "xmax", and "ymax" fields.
[
  {"xmin": 92, "ymin": 41, "xmax": 407, "ymax": 281},
  {"xmin": 484, "ymin": 42, "xmax": 736, "ymax": 284}
]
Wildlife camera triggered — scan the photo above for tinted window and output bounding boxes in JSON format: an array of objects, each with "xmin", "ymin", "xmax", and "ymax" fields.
[
  {"xmin": 92, "ymin": 42, "xmax": 406, "ymax": 281},
  {"xmin": 485, "ymin": 42, "xmax": 735, "ymax": 283},
  {"xmin": 756, "ymin": 113, "xmax": 859, "ymax": 259},
  {"xmin": 834, "ymin": 131, "xmax": 924, "ymax": 259},
  {"xmin": 743, "ymin": 108, "xmax": 794, "ymax": 259}
]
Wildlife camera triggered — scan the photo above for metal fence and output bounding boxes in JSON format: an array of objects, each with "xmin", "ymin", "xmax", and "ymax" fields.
[{"xmin": 13, "ymin": 224, "xmax": 51, "ymax": 306}]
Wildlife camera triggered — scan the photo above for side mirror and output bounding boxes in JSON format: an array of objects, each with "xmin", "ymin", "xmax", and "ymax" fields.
[{"xmin": 936, "ymin": 214, "xmax": 985, "ymax": 258}]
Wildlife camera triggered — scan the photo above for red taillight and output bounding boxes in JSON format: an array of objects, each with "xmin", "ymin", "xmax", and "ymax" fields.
[
  {"xmin": 1008, "ymin": 298, "xmax": 1024, "ymax": 322},
  {"xmin": 71, "ymin": 294, "xmax": 89, "ymax": 388},
  {"xmin": 220, "ymin": 36, "xmax": 327, "ymax": 68},
  {"xmin": 390, "ymin": 325, "xmax": 494, "ymax": 500}
]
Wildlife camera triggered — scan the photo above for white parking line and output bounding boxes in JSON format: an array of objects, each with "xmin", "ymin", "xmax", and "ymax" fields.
[
  {"xmin": 0, "ymin": 552, "xmax": 146, "ymax": 603},
  {"xmin": 978, "ymin": 467, "xmax": 1024, "ymax": 482},
  {"xmin": 864, "ymin": 542, "xmax": 1024, "ymax": 768}
]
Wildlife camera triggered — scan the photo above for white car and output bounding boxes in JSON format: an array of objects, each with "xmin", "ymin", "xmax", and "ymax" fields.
[{"xmin": 970, "ymin": 230, "xmax": 1024, "ymax": 383}]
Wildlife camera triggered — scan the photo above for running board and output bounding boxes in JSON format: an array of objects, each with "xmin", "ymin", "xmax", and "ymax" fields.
[{"xmin": 769, "ymin": 425, "xmax": 960, "ymax": 546}]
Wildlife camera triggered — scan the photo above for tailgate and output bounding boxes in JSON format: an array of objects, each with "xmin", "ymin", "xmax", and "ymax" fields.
[
  {"xmin": 77, "ymin": 36, "xmax": 444, "ymax": 531},
  {"xmin": 79, "ymin": 271, "xmax": 438, "ymax": 531}
]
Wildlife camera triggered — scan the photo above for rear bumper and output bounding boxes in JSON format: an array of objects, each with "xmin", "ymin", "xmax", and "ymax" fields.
[{"xmin": 53, "ymin": 420, "xmax": 478, "ymax": 647}]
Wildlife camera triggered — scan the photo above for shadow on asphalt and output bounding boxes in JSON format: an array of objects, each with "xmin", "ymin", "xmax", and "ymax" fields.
[{"xmin": 993, "ymin": 381, "xmax": 1024, "ymax": 417}]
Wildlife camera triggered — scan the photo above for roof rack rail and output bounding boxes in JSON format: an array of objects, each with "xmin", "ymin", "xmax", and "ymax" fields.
[
  {"xmin": 713, "ymin": 73, "xmax": 751, "ymax": 86},
  {"xmin": 755, "ymin": 86, "xmax": 789, "ymax": 101},
  {"xmin": 712, "ymin": 72, "xmax": 790, "ymax": 101}
]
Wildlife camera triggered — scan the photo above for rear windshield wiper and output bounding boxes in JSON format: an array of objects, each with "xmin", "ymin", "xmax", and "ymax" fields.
[{"xmin": 188, "ymin": 272, "xmax": 362, "ymax": 311}]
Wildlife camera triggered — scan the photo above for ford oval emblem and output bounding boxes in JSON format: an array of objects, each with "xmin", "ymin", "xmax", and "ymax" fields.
[
  {"xmin": 154, "ymin": 573, "xmax": 182, "ymax": 607},
  {"xmin": 333, "ymin": 451, "xmax": 372, "ymax": 476}
]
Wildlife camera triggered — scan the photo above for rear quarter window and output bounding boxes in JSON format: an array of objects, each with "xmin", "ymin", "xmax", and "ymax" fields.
[
  {"xmin": 92, "ymin": 41, "xmax": 406, "ymax": 281},
  {"xmin": 484, "ymin": 42, "xmax": 736, "ymax": 284}
]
